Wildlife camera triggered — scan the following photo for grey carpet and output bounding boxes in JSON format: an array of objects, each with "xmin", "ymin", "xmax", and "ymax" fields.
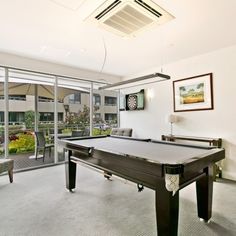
[{"xmin": 0, "ymin": 165, "xmax": 235, "ymax": 236}]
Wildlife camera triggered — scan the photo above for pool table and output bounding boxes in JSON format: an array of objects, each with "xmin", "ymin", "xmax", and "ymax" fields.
[{"xmin": 59, "ymin": 135, "xmax": 225, "ymax": 236}]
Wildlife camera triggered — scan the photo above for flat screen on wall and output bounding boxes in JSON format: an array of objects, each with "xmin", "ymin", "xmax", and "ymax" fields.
[{"xmin": 125, "ymin": 89, "xmax": 145, "ymax": 111}]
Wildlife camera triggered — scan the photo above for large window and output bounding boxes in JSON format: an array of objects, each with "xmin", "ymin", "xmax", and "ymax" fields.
[
  {"xmin": 0, "ymin": 66, "xmax": 118, "ymax": 168},
  {"xmin": 92, "ymin": 88, "xmax": 118, "ymax": 136},
  {"xmin": 105, "ymin": 96, "xmax": 117, "ymax": 106},
  {"xmin": 105, "ymin": 113, "xmax": 117, "ymax": 122},
  {"xmin": 39, "ymin": 112, "xmax": 63, "ymax": 122},
  {"xmin": 0, "ymin": 111, "xmax": 3, "ymax": 124},
  {"xmin": 93, "ymin": 94, "xmax": 101, "ymax": 106},
  {"xmin": 57, "ymin": 78, "xmax": 92, "ymax": 162},
  {"xmin": 39, "ymin": 112, "xmax": 53, "ymax": 122},
  {"xmin": 0, "ymin": 69, "xmax": 4, "ymax": 158},
  {"xmin": 9, "ymin": 112, "xmax": 25, "ymax": 124},
  {"xmin": 7, "ymin": 69, "xmax": 55, "ymax": 165},
  {"xmin": 68, "ymin": 93, "xmax": 81, "ymax": 104},
  {"xmin": 0, "ymin": 95, "xmax": 26, "ymax": 101},
  {"xmin": 38, "ymin": 96, "xmax": 54, "ymax": 102}
]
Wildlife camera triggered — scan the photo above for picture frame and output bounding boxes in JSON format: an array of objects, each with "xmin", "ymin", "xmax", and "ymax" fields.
[{"xmin": 173, "ymin": 73, "xmax": 213, "ymax": 112}]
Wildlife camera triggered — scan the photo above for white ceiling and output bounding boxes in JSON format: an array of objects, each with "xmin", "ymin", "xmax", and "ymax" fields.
[{"xmin": 0, "ymin": 0, "xmax": 236, "ymax": 77}]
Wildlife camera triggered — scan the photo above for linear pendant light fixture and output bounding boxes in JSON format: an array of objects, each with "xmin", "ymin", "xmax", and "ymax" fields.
[{"xmin": 99, "ymin": 72, "xmax": 170, "ymax": 90}]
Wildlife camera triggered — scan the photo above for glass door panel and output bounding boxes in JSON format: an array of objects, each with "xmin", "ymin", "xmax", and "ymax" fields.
[
  {"xmin": 92, "ymin": 88, "xmax": 118, "ymax": 136},
  {"xmin": 8, "ymin": 69, "xmax": 55, "ymax": 169},
  {"xmin": 57, "ymin": 78, "xmax": 91, "ymax": 162},
  {"xmin": 0, "ymin": 68, "xmax": 5, "ymax": 158}
]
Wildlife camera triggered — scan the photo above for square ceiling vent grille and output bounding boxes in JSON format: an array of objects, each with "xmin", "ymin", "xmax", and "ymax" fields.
[{"xmin": 86, "ymin": 0, "xmax": 174, "ymax": 37}]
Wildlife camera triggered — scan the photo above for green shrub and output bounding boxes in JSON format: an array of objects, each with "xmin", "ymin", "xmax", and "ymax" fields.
[
  {"xmin": 62, "ymin": 128, "xmax": 71, "ymax": 134},
  {"xmin": 92, "ymin": 128, "xmax": 111, "ymax": 136},
  {"xmin": 8, "ymin": 133, "xmax": 35, "ymax": 153},
  {"xmin": 25, "ymin": 110, "xmax": 38, "ymax": 129},
  {"xmin": 9, "ymin": 147, "xmax": 17, "ymax": 154},
  {"xmin": 0, "ymin": 147, "xmax": 4, "ymax": 155}
]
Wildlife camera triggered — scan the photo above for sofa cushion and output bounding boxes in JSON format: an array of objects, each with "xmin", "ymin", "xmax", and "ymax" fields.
[{"xmin": 110, "ymin": 128, "xmax": 132, "ymax": 137}]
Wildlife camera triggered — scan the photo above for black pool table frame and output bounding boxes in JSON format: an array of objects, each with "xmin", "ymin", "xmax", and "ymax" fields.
[{"xmin": 59, "ymin": 135, "xmax": 225, "ymax": 236}]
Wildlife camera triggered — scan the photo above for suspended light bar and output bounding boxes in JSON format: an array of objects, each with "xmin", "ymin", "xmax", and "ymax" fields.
[{"xmin": 99, "ymin": 72, "xmax": 170, "ymax": 90}]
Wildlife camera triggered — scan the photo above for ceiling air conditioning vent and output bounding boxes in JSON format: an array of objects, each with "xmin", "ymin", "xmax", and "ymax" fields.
[{"xmin": 86, "ymin": 0, "xmax": 174, "ymax": 37}]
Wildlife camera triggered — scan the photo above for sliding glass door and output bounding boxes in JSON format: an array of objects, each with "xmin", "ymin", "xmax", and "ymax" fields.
[
  {"xmin": 7, "ymin": 69, "xmax": 55, "ymax": 168},
  {"xmin": 0, "ymin": 68, "xmax": 5, "ymax": 159},
  {"xmin": 92, "ymin": 85, "xmax": 118, "ymax": 136},
  {"xmin": 0, "ymin": 65, "xmax": 119, "ymax": 170},
  {"xmin": 57, "ymin": 78, "xmax": 91, "ymax": 162}
]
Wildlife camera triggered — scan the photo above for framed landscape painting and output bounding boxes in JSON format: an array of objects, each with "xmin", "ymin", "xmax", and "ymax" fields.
[{"xmin": 173, "ymin": 73, "xmax": 213, "ymax": 112}]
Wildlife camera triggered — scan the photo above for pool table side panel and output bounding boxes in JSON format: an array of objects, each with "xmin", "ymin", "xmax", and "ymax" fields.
[{"xmin": 71, "ymin": 149, "xmax": 163, "ymax": 189}]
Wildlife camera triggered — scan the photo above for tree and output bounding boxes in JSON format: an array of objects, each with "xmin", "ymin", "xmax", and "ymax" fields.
[
  {"xmin": 77, "ymin": 105, "xmax": 90, "ymax": 127},
  {"xmin": 25, "ymin": 110, "xmax": 35, "ymax": 129},
  {"xmin": 65, "ymin": 105, "xmax": 104, "ymax": 128},
  {"xmin": 65, "ymin": 105, "xmax": 90, "ymax": 129}
]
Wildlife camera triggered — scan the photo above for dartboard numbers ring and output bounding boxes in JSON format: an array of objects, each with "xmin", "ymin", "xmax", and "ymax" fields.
[{"xmin": 127, "ymin": 94, "xmax": 138, "ymax": 110}]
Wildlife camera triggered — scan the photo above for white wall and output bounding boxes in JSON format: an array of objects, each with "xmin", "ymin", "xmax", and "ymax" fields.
[
  {"xmin": 120, "ymin": 44, "xmax": 236, "ymax": 181},
  {"xmin": 0, "ymin": 51, "xmax": 121, "ymax": 83}
]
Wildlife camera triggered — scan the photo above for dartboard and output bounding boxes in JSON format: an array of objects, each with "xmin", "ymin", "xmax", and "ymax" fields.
[{"xmin": 127, "ymin": 94, "xmax": 138, "ymax": 110}]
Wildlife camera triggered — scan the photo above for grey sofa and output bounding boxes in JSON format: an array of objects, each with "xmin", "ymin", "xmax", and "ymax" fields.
[{"xmin": 110, "ymin": 128, "xmax": 132, "ymax": 137}]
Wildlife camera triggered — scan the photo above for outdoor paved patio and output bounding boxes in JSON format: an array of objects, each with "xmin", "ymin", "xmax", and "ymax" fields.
[{"xmin": 6, "ymin": 151, "xmax": 65, "ymax": 170}]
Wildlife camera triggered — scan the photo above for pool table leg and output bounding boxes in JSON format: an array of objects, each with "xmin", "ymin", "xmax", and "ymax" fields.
[
  {"xmin": 196, "ymin": 165, "xmax": 213, "ymax": 221},
  {"xmin": 155, "ymin": 180, "xmax": 179, "ymax": 236},
  {"xmin": 65, "ymin": 149, "xmax": 77, "ymax": 191}
]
